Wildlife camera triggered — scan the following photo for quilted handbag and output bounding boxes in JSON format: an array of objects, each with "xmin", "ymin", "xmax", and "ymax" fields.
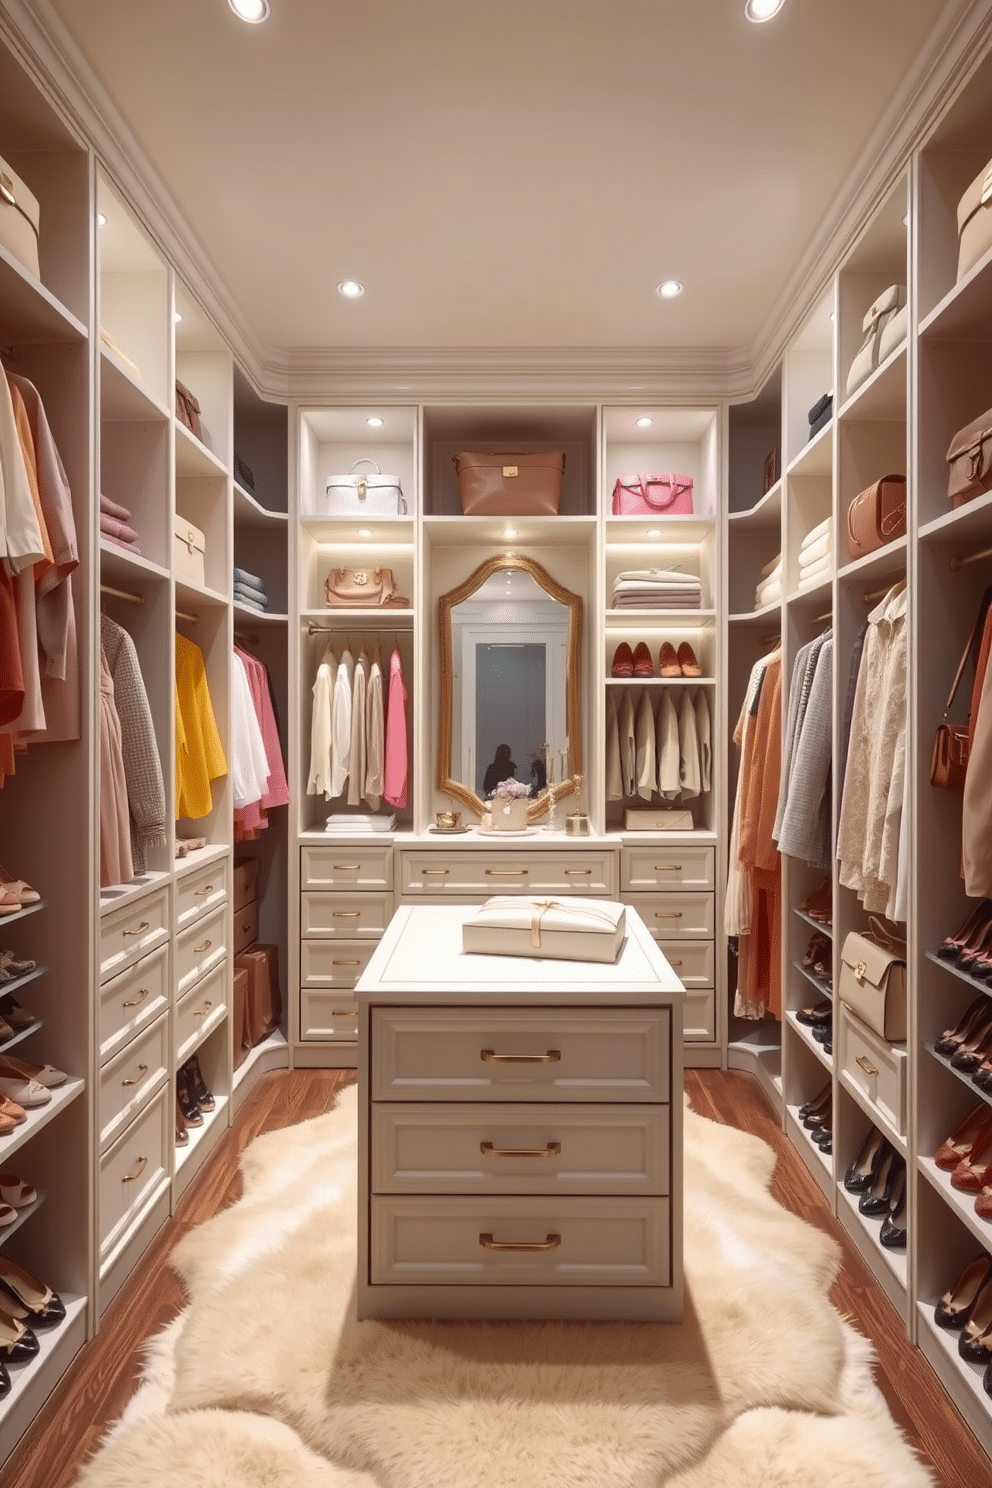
[
  {"xmin": 946, "ymin": 405, "xmax": 992, "ymax": 507},
  {"xmin": 807, "ymin": 393, "xmax": 833, "ymax": 440},
  {"xmin": 839, "ymin": 918, "xmax": 907, "ymax": 1042},
  {"xmin": 453, "ymin": 451, "xmax": 565, "ymax": 516},
  {"xmin": 611, "ymin": 473, "xmax": 694, "ymax": 516},
  {"xmin": 175, "ymin": 380, "xmax": 203, "ymax": 440},
  {"xmin": 930, "ymin": 583, "xmax": 992, "ymax": 792},
  {"xmin": 325, "ymin": 458, "xmax": 407, "ymax": 517},
  {"xmin": 234, "ymin": 452, "xmax": 255, "ymax": 493},
  {"xmin": 845, "ymin": 285, "xmax": 907, "ymax": 397},
  {"xmin": 323, "ymin": 566, "xmax": 409, "ymax": 608},
  {"xmin": 957, "ymin": 154, "xmax": 992, "ymax": 282},
  {"xmin": 845, "ymin": 474, "xmax": 906, "ymax": 559},
  {"xmin": 0, "ymin": 153, "xmax": 40, "ymax": 279}
]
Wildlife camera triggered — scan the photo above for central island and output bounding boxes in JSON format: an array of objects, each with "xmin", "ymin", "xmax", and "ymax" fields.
[{"xmin": 354, "ymin": 902, "xmax": 686, "ymax": 1322}]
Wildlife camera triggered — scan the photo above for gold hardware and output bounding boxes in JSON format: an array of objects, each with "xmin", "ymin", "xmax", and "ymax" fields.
[
  {"xmin": 486, "ymin": 869, "xmax": 528, "ymax": 877},
  {"xmin": 194, "ymin": 939, "xmax": 212, "ymax": 953},
  {"xmin": 481, "ymin": 1049, "xmax": 561, "ymax": 1064},
  {"xmin": 854, "ymin": 960, "xmax": 867, "ymax": 984},
  {"xmin": 332, "ymin": 1010, "xmax": 359, "ymax": 1018},
  {"xmin": 353, "ymin": 571, "xmax": 368, "ymax": 585},
  {"xmin": 333, "ymin": 910, "xmax": 360, "ymax": 917},
  {"xmin": 122, "ymin": 1156, "xmax": 147, "ymax": 1183},
  {"xmin": 654, "ymin": 864, "xmax": 681, "ymax": 871},
  {"xmin": 479, "ymin": 1232, "xmax": 560, "ymax": 1252},
  {"xmin": 357, "ymin": 477, "xmax": 367, "ymax": 500},
  {"xmin": 194, "ymin": 1001, "xmax": 213, "ymax": 1017},
  {"xmin": 123, "ymin": 920, "xmax": 151, "ymax": 937},
  {"xmin": 668, "ymin": 959, "xmax": 683, "ymax": 967},
  {"xmin": 564, "ymin": 869, "xmax": 591, "ymax": 876},
  {"xmin": 856, "ymin": 1055, "xmax": 879, "ymax": 1077},
  {"xmin": 121, "ymin": 1063, "xmax": 149, "ymax": 1088},
  {"xmin": 193, "ymin": 884, "xmax": 214, "ymax": 896},
  {"xmin": 333, "ymin": 864, "xmax": 361, "ymax": 870},
  {"xmin": 654, "ymin": 911, "xmax": 683, "ymax": 919},
  {"xmin": 481, "ymin": 1141, "xmax": 561, "ymax": 1159},
  {"xmin": 502, "ymin": 465, "xmax": 519, "ymax": 478},
  {"xmin": 122, "ymin": 988, "xmax": 150, "ymax": 1008},
  {"xmin": 0, "ymin": 171, "xmax": 15, "ymax": 206},
  {"xmin": 185, "ymin": 531, "xmax": 196, "ymax": 553},
  {"xmin": 422, "ymin": 868, "xmax": 449, "ymax": 875},
  {"xmin": 332, "ymin": 958, "xmax": 361, "ymax": 966}
]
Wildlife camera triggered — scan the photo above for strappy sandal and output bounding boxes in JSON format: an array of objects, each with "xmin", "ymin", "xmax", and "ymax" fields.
[{"xmin": 0, "ymin": 1173, "xmax": 37, "ymax": 1209}]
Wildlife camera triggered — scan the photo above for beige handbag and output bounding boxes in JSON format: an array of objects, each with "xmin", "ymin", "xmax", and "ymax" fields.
[
  {"xmin": 174, "ymin": 518, "xmax": 206, "ymax": 586},
  {"xmin": 845, "ymin": 286, "xmax": 906, "ymax": 398},
  {"xmin": 0, "ymin": 153, "xmax": 40, "ymax": 280},
  {"xmin": 957, "ymin": 155, "xmax": 992, "ymax": 282},
  {"xmin": 453, "ymin": 451, "xmax": 565, "ymax": 515},
  {"xmin": 323, "ymin": 567, "xmax": 409, "ymax": 608},
  {"xmin": 839, "ymin": 918, "xmax": 907, "ymax": 1042}
]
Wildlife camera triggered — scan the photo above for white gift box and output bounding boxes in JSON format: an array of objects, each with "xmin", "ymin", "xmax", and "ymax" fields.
[{"xmin": 462, "ymin": 895, "xmax": 626, "ymax": 964}]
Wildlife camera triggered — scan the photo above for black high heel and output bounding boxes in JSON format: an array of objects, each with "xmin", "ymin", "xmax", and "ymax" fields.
[
  {"xmin": 844, "ymin": 1128, "xmax": 890, "ymax": 1194},
  {"xmin": 934, "ymin": 996, "xmax": 992, "ymax": 1057},
  {"xmin": 799, "ymin": 1081, "xmax": 831, "ymax": 1121},
  {"xmin": 880, "ymin": 1160, "xmax": 908, "ymax": 1248},
  {"xmin": 186, "ymin": 1054, "xmax": 215, "ymax": 1113},
  {"xmin": 959, "ymin": 1274, "xmax": 992, "ymax": 1363},
  {"xmin": 935, "ymin": 1253, "xmax": 992, "ymax": 1329},
  {"xmin": 0, "ymin": 1257, "xmax": 65, "ymax": 1330},
  {"xmin": 176, "ymin": 1065, "xmax": 203, "ymax": 1127},
  {"xmin": 860, "ymin": 1148, "xmax": 901, "ymax": 1217}
]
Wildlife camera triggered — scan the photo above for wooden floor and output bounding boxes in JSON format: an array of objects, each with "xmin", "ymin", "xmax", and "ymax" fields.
[{"xmin": 3, "ymin": 1066, "xmax": 989, "ymax": 1488}]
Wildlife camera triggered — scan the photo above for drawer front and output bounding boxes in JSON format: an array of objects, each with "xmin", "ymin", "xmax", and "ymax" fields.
[
  {"xmin": 301, "ymin": 891, "xmax": 392, "ymax": 939},
  {"xmin": 233, "ymin": 899, "xmax": 258, "ymax": 955},
  {"xmin": 839, "ymin": 1006, "xmax": 907, "ymax": 1135},
  {"xmin": 625, "ymin": 891, "xmax": 714, "ymax": 939},
  {"xmin": 176, "ymin": 960, "xmax": 228, "ymax": 1062},
  {"xmin": 372, "ymin": 1007, "xmax": 671, "ymax": 1103},
  {"xmin": 98, "ymin": 942, "xmax": 169, "ymax": 1063},
  {"xmin": 398, "ymin": 849, "xmax": 618, "ymax": 898},
  {"xmin": 99, "ymin": 1012, "xmax": 169, "ymax": 1152},
  {"xmin": 370, "ymin": 1195, "xmax": 670, "ymax": 1287},
  {"xmin": 176, "ymin": 859, "xmax": 228, "ymax": 931},
  {"xmin": 301, "ymin": 843, "xmax": 393, "ymax": 891},
  {"xmin": 372, "ymin": 1103, "xmax": 670, "ymax": 1195},
  {"xmin": 233, "ymin": 857, "xmax": 259, "ymax": 911},
  {"xmin": 100, "ymin": 886, "xmax": 170, "ymax": 983},
  {"xmin": 176, "ymin": 902, "xmax": 228, "ymax": 996},
  {"xmin": 621, "ymin": 844, "xmax": 715, "ymax": 892},
  {"xmin": 301, "ymin": 938, "xmax": 377, "ymax": 989},
  {"xmin": 653, "ymin": 939, "xmax": 713, "ymax": 989},
  {"xmin": 683, "ymin": 988, "xmax": 716, "ymax": 1042},
  {"xmin": 300, "ymin": 989, "xmax": 359, "ymax": 1042},
  {"xmin": 98, "ymin": 1084, "xmax": 170, "ymax": 1259}
]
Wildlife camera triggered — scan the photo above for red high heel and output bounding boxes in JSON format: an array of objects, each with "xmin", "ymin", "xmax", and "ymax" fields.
[{"xmin": 936, "ymin": 1103, "xmax": 992, "ymax": 1170}]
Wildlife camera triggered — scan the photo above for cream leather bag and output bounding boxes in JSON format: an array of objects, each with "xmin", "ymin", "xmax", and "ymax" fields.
[
  {"xmin": 957, "ymin": 155, "xmax": 992, "ymax": 282},
  {"xmin": 0, "ymin": 153, "xmax": 40, "ymax": 279},
  {"xmin": 845, "ymin": 285, "xmax": 907, "ymax": 398}
]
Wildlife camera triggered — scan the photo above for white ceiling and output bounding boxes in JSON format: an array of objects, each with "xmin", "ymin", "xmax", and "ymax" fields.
[{"xmin": 37, "ymin": 0, "xmax": 969, "ymax": 363}]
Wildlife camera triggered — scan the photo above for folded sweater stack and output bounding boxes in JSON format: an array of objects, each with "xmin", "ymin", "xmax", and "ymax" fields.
[
  {"xmin": 754, "ymin": 553, "xmax": 782, "ymax": 610},
  {"xmin": 100, "ymin": 493, "xmax": 141, "ymax": 555},
  {"xmin": 797, "ymin": 516, "xmax": 833, "ymax": 591},
  {"xmin": 611, "ymin": 569, "xmax": 702, "ymax": 610},
  {"xmin": 233, "ymin": 566, "xmax": 269, "ymax": 613}
]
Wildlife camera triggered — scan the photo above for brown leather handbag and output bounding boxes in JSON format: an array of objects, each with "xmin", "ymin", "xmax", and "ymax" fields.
[
  {"xmin": 323, "ymin": 566, "xmax": 409, "ymax": 608},
  {"xmin": 175, "ymin": 380, "xmax": 203, "ymax": 440},
  {"xmin": 453, "ymin": 451, "xmax": 565, "ymax": 515},
  {"xmin": 931, "ymin": 585, "xmax": 992, "ymax": 791},
  {"xmin": 947, "ymin": 406, "xmax": 992, "ymax": 507},
  {"xmin": 845, "ymin": 474, "xmax": 906, "ymax": 559}
]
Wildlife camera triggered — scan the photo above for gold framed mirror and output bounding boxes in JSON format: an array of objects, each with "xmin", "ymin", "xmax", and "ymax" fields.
[{"xmin": 438, "ymin": 554, "xmax": 582, "ymax": 820}]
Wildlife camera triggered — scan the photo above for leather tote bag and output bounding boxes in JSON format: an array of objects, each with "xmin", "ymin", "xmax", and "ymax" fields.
[
  {"xmin": 839, "ymin": 918, "xmax": 907, "ymax": 1042},
  {"xmin": 930, "ymin": 584, "xmax": 992, "ymax": 792},
  {"xmin": 957, "ymin": 155, "xmax": 992, "ymax": 282},
  {"xmin": 325, "ymin": 458, "xmax": 407, "ymax": 517},
  {"xmin": 845, "ymin": 285, "xmax": 907, "ymax": 398},
  {"xmin": 175, "ymin": 380, "xmax": 203, "ymax": 440},
  {"xmin": 845, "ymin": 474, "xmax": 906, "ymax": 559},
  {"xmin": 0, "ymin": 154, "xmax": 40, "ymax": 279},
  {"xmin": 323, "ymin": 566, "xmax": 409, "ymax": 608},
  {"xmin": 611, "ymin": 473, "xmax": 694, "ymax": 516},
  {"xmin": 453, "ymin": 451, "xmax": 565, "ymax": 515},
  {"xmin": 947, "ymin": 406, "xmax": 992, "ymax": 507}
]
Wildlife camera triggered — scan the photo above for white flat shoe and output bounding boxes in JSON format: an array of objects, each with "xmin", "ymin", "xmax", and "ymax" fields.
[
  {"xmin": 0, "ymin": 1204, "xmax": 15, "ymax": 1227},
  {"xmin": 0, "ymin": 1075, "xmax": 50, "ymax": 1109},
  {"xmin": 0, "ymin": 1174, "xmax": 37, "ymax": 1209},
  {"xmin": 0, "ymin": 1055, "xmax": 66, "ymax": 1089}
]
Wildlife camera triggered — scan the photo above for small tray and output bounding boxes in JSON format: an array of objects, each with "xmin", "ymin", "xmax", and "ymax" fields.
[
  {"xmin": 428, "ymin": 825, "xmax": 472, "ymax": 835},
  {"xmin": 477, "ymin": 825, "xmax": 538, "ymax": 838}
]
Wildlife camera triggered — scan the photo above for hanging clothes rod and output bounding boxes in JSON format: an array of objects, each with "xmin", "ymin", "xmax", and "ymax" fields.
[
  {"xmin": 809, "ymin": 609, "xmax": 832, "ymax": 625},
  {"xmin": 234, "ymin": 630, "xmax": 260, "ymax": 645},
  {"xmin": 176, "ymin": 608, "xmax": 198, "ymax": 623},
  {"xmin": 864, "ymin": 584, "xmax": 893, "ymax": 603},
  {"xmin": 100, "ymin": 582, "xmax": 144, "ymax": 606},
  {"xmin": 951, "ymin": 543, "xmax": 992, "ymax": 572}
]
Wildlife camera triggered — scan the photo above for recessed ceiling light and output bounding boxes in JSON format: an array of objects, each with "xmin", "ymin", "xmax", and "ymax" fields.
[
  {"xmin": 338, "ymin": 280, "xmax": 365, "ymax": 299},
  {"xmin": 635, "ymin": 416, "xmax": 653, "ymax": 428},
  {"xmin": 366, "ymin": 416, "xmax": 383, "ymax": 428},
  {"xmin": 656, "ymin": 279, "xmax": 683, "ymax": 299},
  {"xmin": 357, "ymin": 528, "xmax": 373, "ymax": 538},
  {"xmin": 229, "ymin": 0, "xmax": 270, "ymax": 22},
  {"xmin": 174, "ymin": 310, "xmax": 183, "ymax": 323},
  {"xmin": 744, "ymin": 0, "xmax": 784, "ymax": 21},
  {"xmin": 647, "ymin": 528, "xmax": 662, "ymax": 538},
  {"xmin": 97, "ymin": 211, "xmax": 107, "ymax": 226}
]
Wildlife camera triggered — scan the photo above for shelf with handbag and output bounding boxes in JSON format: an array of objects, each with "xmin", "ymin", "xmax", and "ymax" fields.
[
  {"xmin": 424, "ymin": 404, "xmax": 594, "ymax": 518},
  {"xmin": 603, "ymin": 405, "xmax": 719, "ymax": 520},
  {"xmin": 916, "ymin": 306, "xmax": 992, "ymax": 532},
  {"xmin": 836, "ymin": 176, "xmax": 909, "ymax": 418},
  {"xmin": 300, "ymin": 405, "xmax": 418, "ymax": 520}
]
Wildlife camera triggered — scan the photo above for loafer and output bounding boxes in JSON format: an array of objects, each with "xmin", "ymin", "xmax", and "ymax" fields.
[
  {"xmin": 677, "ymin": 641, "xmax": 702, "ymax": 676},
  {"xmin": 0, "ymin": 1071, "xmax": 50, "ymax": 1109},
  {"xmin": 0, "ymin": 1054, "xmax": 66, "ymax": 1089},
  {"xmin": 632, "ymin": 641, "xmax": 653, "ymax": 677},
  {"xmin": 658, "ymin": 641, "xmax": 681, "ymax": 677},
  {"xmin": 611, "ymin": 641, "xmax": 634, "ymax": 677},
  {"xmin": 0, "ymin": 1096, "xmax": 27, "ymax": 1131}
]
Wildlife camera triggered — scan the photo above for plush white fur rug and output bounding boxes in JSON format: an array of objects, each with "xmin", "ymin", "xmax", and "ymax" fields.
[{"xmin": 76, "ymin": 1086, "xmax": 933, "ymax": 1488}]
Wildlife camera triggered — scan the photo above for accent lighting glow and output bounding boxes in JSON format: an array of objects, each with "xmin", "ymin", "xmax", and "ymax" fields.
[
  {"xmin": 744, "ymin": 0, "xmax": 784, "ymax": 21},
  {"xmin": 337, "ymin": 280, "xmax": 365, "ymax": 299},
  {"xmin": 366, "ymin": 416, "xmax": 383, "ymax": 427},
  {"xmin": 635, "ymin": 416, "xmax": 653, "ymax": 428},
  {"xmin": 656, "ymin": 280, "xmax": 683, "ymax": 299},
  {"xmin": 229, "ymin": 0, "xmax": 270, "ymax": 22}
]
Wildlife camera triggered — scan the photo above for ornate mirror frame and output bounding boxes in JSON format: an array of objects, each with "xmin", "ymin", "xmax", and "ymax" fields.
[{"xmin": 437, "ymin": 553, "xmax": 583, "ymax": 820}]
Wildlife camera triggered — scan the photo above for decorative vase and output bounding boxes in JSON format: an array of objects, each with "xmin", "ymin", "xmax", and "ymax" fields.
[{"xmin": 492, "ymin": 795, "xmax": 529, "ymax": 831}]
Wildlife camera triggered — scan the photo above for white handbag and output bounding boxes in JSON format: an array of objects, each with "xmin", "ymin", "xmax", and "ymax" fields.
[
  {"xmin": 845, "ymin": 285, "xmax": 907, "ymax": 398},
  {"xmin": 323, "ymin": 459, "xmax": 407, "ymax": 517}
]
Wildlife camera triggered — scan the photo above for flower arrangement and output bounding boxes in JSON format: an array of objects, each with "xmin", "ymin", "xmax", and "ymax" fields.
[{"xmin": 492, "ymin": 777, "xmax": 530, "ymax": 801}]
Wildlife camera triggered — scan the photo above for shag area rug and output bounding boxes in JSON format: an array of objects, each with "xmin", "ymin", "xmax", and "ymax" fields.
[{"xmin": 76, "ymin": 1085, "xmax": 933, "ymax": 1488}]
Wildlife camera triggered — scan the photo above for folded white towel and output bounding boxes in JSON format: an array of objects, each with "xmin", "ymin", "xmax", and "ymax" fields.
[
  {"xmin": 798, "ymin": 531, "xmax": 831, "ymax": 568},
  {"xmin": 801, "ymin": 515, "xmax": 832, "ymax": 549},
  {"xmin": 758, "ymin": 553, "xmax": 783, "ymax": 581},
  {"xmin": 755, "ymin": 578, "xmax": 782, "ymax": 609},
  {"xmin": 796, "ymin": 560, "xmax": 832, "ymax": 592}
]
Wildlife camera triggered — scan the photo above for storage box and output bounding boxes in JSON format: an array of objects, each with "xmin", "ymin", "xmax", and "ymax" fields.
[
  {"xmin": 0, "ymin": 154, "xmax": 40, "ymax": 280},
  {"xmin": 624, "ymin": 808, "xmax": 693, "ymax": 832},
  {"xmin": 174, "ymin": 518, "xmax": 206, "ymax": 586},
  {"xmin": 233, "ymin": 858, "xmax": 259, "ymax": 912},
  {"xmin": 462, "ymin": 896, "xmax": 626, "ymax": 964},
  {"xmin": 234, "ymin": 943, "xmax": 282, "ymax": 1044},
  {"xmin": 839, "ymin": 1004, "xmax": 908, "ymax": 1135}
]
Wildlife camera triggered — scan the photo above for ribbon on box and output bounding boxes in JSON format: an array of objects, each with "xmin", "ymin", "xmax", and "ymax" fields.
[{"xmin": 477, "ymin": 897, "xmax": 623, "ymax": 949}]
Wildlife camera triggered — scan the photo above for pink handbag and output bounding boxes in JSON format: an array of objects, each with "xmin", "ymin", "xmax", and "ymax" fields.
[{"xmin": 611, "ymin": 473, "xmax": 694, "ymax": 516}]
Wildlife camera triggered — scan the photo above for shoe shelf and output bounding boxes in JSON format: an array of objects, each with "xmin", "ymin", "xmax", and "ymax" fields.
[
  {"xmin": 0, "ymin": 901, "xmax": 47, "ymax": 929},
  {"xmin": 0, "ymin": 1017, "xmax": 44, "ymax": 1056},
  {"xmin": 917, "ymin": 1304, "xmax": 992, "ymax": 1452},
  {"xmin": 785, "ymin": 1010, "xmax": 833, "ymax": 1072},
  {"xmin": 925, "ymin": 1041, "xmax": 992, "ymax": 1113},
  {"xmin": 604, "ymin": 677, "xmax": 717, "ymax": 688},
  {"xmin": 784, "ymin": 1106, "xmax": 833, "ymax": 1199},
  {"xmin": 0, "ymin": 1292, "xmax": 87, "ymax": 1447},
  {"xmin": 174, "ymin": 1093, "xmax": 229, "ymax": 1197},
  {"xmin": 794, "ymin": 907, "xmax": 833, "ymax": 937},
  {"xmin": 837, "ymin": 1181, "xmax": 909, "ymax": 1295},
  {"xmin": 0, "ymin": 965, "xmax": 46, "ymax": 1000},
  {"xmin": 838, "ymin": 1072, "xmax": 907, "ymax": 1160},
  {"xmin": 918, "ymin": 1155, "xmax": 992, "ymax": 1250},
  {"xmin": 924, "ymin": 948, "xmax": 992, "ymax": 1001},
  {"xmin": 0, "ymin": 1186, "xmax": 46, "ymax": 1244},
  {"xmin": 792, "ymin": 960, "xmax": 833, "ymax": 997},
  {"xmin": 0, "ymin": 1076, "xmax": 85, "ymax": 1163}
]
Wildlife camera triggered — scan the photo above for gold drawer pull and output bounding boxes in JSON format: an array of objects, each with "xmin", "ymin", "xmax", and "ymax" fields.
[
  {"xmin": 333, "ymin": 911, "xmax": 360, "ymax": 918},
  {"xmin": 121, "ymin": 1063, "xmax": 149, "ymax": 1088},
  {"xmin": 479, "ymin": 1232, "xmax": 561, "ymax": 1252},
  {"xmin": 564, "ymin": 869, "xmax": 591, "ymax": 876},
  {"xmin": 421, "ymin": 868, "xmax": 449, "ymax": 875},
  {"xmin": 193, "ymin": 884, "xmax": 214, "ymax": 896},
  {"xmin": 240, "ymin": 918, "xmax": 252, "ymax": 930},
  {"xmin": 856, "ymin": 1055, "xmax": 879, "ymax": 1077},
  {"xmin": 123, "ymin": 921, "xmax": 150, "ymax": 937},
  {"xmin": 332, "ymin": 958, "xmax": 361, "ymax": 966},
  {"xmin": 668, "ymin": 959, "xmax": 684, "ymax": 967},
  {"xmin": 333, "ymin": 864, "xmax": 361, "ymax": 870},
  {"xmin": 194, "ymin": 1001, "xmax": 213, "ymax": 1017},
  {"xmin": 654, "ymin": 911, "xmax": 683, "ymax": 920},
  {"xmin": 122, "ymin": 987, "xmax": 150, "ymax": 1008},
  {"xmin": 332, "ymin": 1010, "xmax": 359, "ymax": 1018},
  {"xmin": 654, "ymin": 864, "xmax": 681, "ymax": 871},
  {"xmin": 122, "ymin": 1156, "xmax": 147, "ymax": 1183},
  {"xmin": 481, "ymin": 1141, "xmax": 561, "ymax": 1159},
  {"xmin": 481, "ymin": 1049, "xmax": 560, "ymax": 1064},
  {"xmin": 486, "ymin": 869, "xmax": 528, "ymax": 877},
  {"xmin": 194, "ymin": 939, "xmax": 212, "ymax": 953}
]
